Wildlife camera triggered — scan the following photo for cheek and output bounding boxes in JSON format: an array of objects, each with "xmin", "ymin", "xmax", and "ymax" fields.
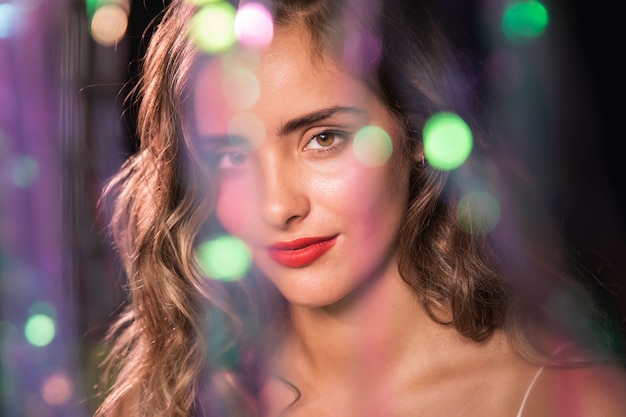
[
  {"xmin": 339, "ymin": 164, "xmax": 410, "ymax": 236},
  {"xmin": 215, "ymin": 178, "xmax": 257, "ymax": 237},
  {"xmin": 331, "ymin": 164, "xmax": 402, "ymax": 213}
]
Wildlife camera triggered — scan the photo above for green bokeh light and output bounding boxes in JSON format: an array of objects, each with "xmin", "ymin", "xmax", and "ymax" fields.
[
  {"xmin": 423, "ymin": 112, "xmax": 473, "ymax": 171},
  {"xmin": 190, "ymin": 2, "xmax": 237, "ymax": 54},
  {"xmin": 85, "ymin": 0, "xmax": 100, "ymax": 18},
  {"xmin": 353, "ymin": 125, "xmax": 393, "ymax": 166},
  {"xmin": 85, "ymin": 0, "xmax": 126, "ymax": 19},
  {"xmin": 197, "ymin": 234, "xmax": 251, "ymax": 281},
  {"xmin": 456, "ymin": 191, "xmax": 501, "ymax": 235},
  {"xmin": 24, "ymin": 314, "xmax": 56, "ymax": 347},
  {"xmin": 11, "ymin": 155, "xmax": 39, "ymax": 188},
  {"xmin": 502, "ymin": 1, "xmax": 549, "ymax": 42}
]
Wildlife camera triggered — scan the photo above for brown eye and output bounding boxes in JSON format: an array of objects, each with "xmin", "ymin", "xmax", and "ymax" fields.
[
  {"xmin": 315, "ymin": 132, "xmax": 335, "ymax": 147},
  {"xmin": 303, "ymin": 130, "xmax": 348, "ymax": 153}
]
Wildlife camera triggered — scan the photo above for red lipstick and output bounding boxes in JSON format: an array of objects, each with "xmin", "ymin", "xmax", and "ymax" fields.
[{"xmin": 268, "ymin": 236, "xmax": 337, "ymax": 268}]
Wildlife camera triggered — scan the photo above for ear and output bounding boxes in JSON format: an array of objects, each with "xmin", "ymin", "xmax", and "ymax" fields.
[{"xmin": 412, "ymin": 144, "xmax": 426, "ymax": 166}]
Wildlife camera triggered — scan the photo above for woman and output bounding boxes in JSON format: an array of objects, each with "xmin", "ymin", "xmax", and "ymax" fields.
[{"xmin": 95, "ymin": 0, "xmax": 626, "ymax": 416}]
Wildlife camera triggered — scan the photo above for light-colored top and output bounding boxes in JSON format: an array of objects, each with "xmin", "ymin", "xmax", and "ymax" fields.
[
  {"xmin": 515, "ymin": 365, "xmax": 545, "ymax": 417},
  {"xmin": 515, "ymin": 342, "xmax": 575, "ymax": 417}
]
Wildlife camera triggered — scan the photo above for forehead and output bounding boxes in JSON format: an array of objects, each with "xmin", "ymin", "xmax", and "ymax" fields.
[{"xmin": 192, "ymin": 24, "xmax": 384, "ymax": 137}]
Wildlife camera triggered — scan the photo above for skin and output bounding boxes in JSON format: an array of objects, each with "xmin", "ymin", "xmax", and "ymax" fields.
[
  {"xmin": 194, "ymin": 25, "xmax": 412, "ymax": 309},
  {"xmin": 193, "ymin": 23, "xmax": 626, "ymax": 417}
]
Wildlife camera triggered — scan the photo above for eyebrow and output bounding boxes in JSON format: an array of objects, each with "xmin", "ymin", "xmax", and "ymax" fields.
[{"xmin": 278, "ymin": 106, "xmax": 366, "ymax": 136}]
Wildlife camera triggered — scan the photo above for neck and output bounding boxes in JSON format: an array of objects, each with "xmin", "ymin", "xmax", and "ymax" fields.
[{"xmin": 277, "ymin": 262, "xmax": 446, "ymax": 383}]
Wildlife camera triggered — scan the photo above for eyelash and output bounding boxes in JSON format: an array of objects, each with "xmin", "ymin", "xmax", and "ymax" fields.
[
  {"xmin": 304, "ymin": 130, "xmax": 350, "ymax": 154},
  {"xmin": 200, "ymin": 129, "xmax": 350, "ymax": 170},
  {"xmin": 208, "ymin": 150, "xmax": 249, "ymax": 171}
]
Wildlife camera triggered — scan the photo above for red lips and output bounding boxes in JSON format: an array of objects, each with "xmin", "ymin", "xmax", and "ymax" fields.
[{"xmin": 268, "ymin": 235, "xmax": 337, "ymax": 268}]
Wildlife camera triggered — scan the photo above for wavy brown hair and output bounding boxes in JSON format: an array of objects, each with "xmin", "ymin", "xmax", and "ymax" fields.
[{"xmin": 95, "ymin": 0, "xmax": 615, "ymax": 416}]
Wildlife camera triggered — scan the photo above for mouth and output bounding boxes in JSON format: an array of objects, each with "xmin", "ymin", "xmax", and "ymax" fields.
[{"xmin": 268, "ymin": 235, "xmax": 338, "ymax": 268}]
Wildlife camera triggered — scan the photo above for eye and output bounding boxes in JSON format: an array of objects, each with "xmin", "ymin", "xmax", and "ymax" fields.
[
  {"xmin": 303, "ymin": 130, "xmax": 347, "ymax": 152},
  {"xmin": 211, "ymin": 150, "xmax": 249, "ymax": 171}
]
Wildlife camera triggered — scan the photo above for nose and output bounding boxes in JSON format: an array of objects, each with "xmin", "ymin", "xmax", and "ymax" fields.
[{"xmin": 257, "ymin": 149, "xmax": 309, "ymax": 229}]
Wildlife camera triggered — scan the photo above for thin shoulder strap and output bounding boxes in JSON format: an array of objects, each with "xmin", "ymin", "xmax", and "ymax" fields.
[
  {"xmin": 515, "ymin": 342, "xmax": 575, "ymax": 417},
  {"xmin": 515, "ymin": 365, "xmax": 545, "ymax": 417}
]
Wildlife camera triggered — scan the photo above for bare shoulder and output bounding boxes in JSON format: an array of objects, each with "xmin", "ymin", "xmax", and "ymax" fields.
[{"xmin": 522, "ymin": 360, "xmax": 626, "ymax": 417}]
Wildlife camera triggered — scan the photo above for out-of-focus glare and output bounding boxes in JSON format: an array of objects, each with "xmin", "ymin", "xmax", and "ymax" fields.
[
  {"xmin": 456, "ymin": 191, "xmax": 501, "ymax": 234},
  {"xmin": 502, "ymin": 0, "xmax": 549, "ymax": 42},
  {"xmin": 197, "ymin": 234, "xmax": 251, "ymax": 281},
  {"xmin": 24, "ymin": 394, "xmax": 50, "ymax": 417},
  {"xmin": 90, "ymin": 3, "xmax": 128, "ymax": 47},
  {"xmin": 0, "ymin": 319, "xmax": 17, "ymax": 340},
  {"xmin": 186, "ymin": 0, "xmax": 222, "ymax": 5},
  {"xmin": 0, "ymin": 358, "xmax": 17, "ymax": 400},
  {"xmin": 221, "ymin": 50, "xmax": 261, "ymax": 109},
  {"xmin": 190, "ymin": 2, "xmax": 237, "ymax": 54},
  {"xmin": 41, "ymin": 372, "xmax": 74, "ymax": 405},
  {"xmin": 552, "ymin": 288, "xmax": 601, "ymax": 345},
  {"xmin": 228, "ymin": 112, "xmax": 266, "ymax": 149},
  {"xmin": 10, "ymin": 155, "xmax": 39, "ymax": 188},
  {"xmin": 24, "ymin": 314, "xmax": 56, "ymax": 347},
  {"xmin": 423, "ymin": 112, "xmax": 472, "ymax": 171},
  {"xmin": 28, "ymin": 300, "xmax": 58, "ymax": 320},
  {"xmin": 343, "ymin": 31, "xmax": 382, "ymax": 74},
  {"xmin": 85, "ymin": 0, "xmax": 100, "ymax": 18},
  {"xmin": 0, "ymin": 3, "xmax": 19, "ymax": 38},
  {"xmin": 235, "ymin": 2, "xmax": 274, "ymax": 49},
  {"xmin": 353, "ymin": 125, "xmax": 393, "ymax": 166},
  {"xmin": 221, "ymin": 68, "xmax": 260, "ymax": 110},
  {"xmin": 222, "ymin": 49, "xmax": 260, "ymax": 73},
  {"xmin": 12, "ymin": 0, "xmax": 43, "ymax": 12},
  {"xmin": 0, "ymin": 87, "xmax": 16, "ymax": 123}
]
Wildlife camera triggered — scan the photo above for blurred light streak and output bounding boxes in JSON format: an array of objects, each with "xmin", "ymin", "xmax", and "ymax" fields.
[
  {"xmin": 0, "ymin": 3, "xmax": 20, "ymax": 38},
  {"xmin": 0, "ymin": 0, "xmax": 95, "ymax": 415}
]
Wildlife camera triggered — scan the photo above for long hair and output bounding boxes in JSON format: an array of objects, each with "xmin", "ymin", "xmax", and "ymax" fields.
[
  {"xmin": 96, "ymin": 0, "xmax": 617, "ymax": 416},
  {"xmin": 96, "ymin": 2, "xmax": 274, "ymax": 415}
]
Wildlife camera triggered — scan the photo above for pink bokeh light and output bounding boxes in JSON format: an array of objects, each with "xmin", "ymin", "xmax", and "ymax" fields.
[{"xmin": 235, "ymin": 2, "xmax": 274, "ymax": 49}]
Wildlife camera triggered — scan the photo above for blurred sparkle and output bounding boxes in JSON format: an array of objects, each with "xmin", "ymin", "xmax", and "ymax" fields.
[
  {"xmin": 197, "ymin": 234, "xmax": 251, "ymax": 281},
  {"xmin": 235, "ymin": 2, "xmax": 274, "ymax": 49},
  {"xmin": 353, "ymin": 125, "xmax": 393, "ymax": 166},
  {"xmin": 423, "ymin": 112, "xmax": 472, "ymax": 171}
]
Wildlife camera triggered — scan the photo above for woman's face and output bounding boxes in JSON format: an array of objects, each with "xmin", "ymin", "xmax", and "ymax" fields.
[{"xmin": 194, "ymin": 25, "xmax": 412, "ymax": 308}]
